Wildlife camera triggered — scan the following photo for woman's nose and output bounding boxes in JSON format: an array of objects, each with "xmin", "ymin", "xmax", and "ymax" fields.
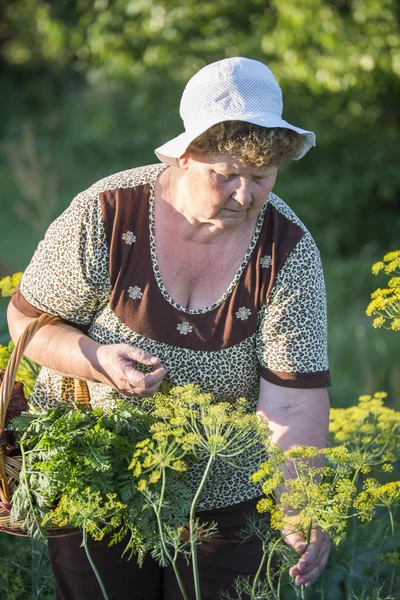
[{"xmin": 232, "ymin": 179, "xmax": 252, "ymax": 205}]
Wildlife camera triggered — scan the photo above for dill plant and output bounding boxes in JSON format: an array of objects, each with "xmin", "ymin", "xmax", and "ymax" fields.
[
  {"xmin": 129, "ymin": 384, "xmax": 270, "ymax": 600},
  {"xmin": 249, "ymin": 392, "xmax": 400, "ymax": 600},
  {"xmin": 366, "ymin": 250, "xmax": 400, "ymax": 330}
]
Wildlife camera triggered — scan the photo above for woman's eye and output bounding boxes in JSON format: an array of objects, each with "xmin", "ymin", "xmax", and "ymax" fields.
[
  {"xmin": 254, "ymin": 175, "xmax": 271, "ymax": 183},
  {"xmin": 215, "ymin": 172, "xmax": 234, "ymax": 181}
]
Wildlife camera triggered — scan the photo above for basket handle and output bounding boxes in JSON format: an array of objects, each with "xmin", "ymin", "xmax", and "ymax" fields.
[
  {"xmin": 0, "ymin": 314, "xmax": 91, "ymax": 504},
  {"xmin": 0, "ymin": 313, "xmax": 91, "ymax": 429}
]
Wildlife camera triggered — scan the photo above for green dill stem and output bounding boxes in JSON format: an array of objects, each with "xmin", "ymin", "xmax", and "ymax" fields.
[
  {"xmin": 299, "ymin": 520, "xmax": 313, "ymax": 600},
  {"xmin": 348, "ymin": 507, "xmax": 357, "ymax": 598},
  {"xmin": 295, "ymin": 587, "xmax": 303, "ymax": 600},
  {"xmin": 291, "ymin": 457, "xmax": 310, "ymax": 600},
  {"xmin": 155, "ymin": 469, "xmax": 188, "ymax": 600},
  {"xmin": 305, "ymin": 520, "xmax": 312, "ymax": 546},
  {"xmin": 276, "ymin": 570, "xmax": 282, "ymax": 599},
  {"xmin": 348, "ymin": 469, "xmax": 361, "ymax": 598},
  {"xmin": 250, "ymin": 545, "xmax": 268, "ymax": 599},
  {"xmin": 388, "ymin": 507, "xmax": 396, "ymax": 596},
  {"xmin": 266, "ymin": 530, "xmax": 303, "ymax": 600},
  {"xmin": 189, "ymin": 453, "xmax": 215, "ymax": 600},
  {"xmin": 374, "ymin": 518, "xmax": 391, "ymax": 588},
  {"xmin": 300, "ymin": 581, "xmax": 306, "ymax": 599},
  {"xmin": 82, "ymin": 525, "xmax": 109, "ymax": 600}
]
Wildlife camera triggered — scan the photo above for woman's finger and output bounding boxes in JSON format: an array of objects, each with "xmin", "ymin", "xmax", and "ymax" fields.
[
  {"xmin": 297, "ymin": 536, "xmax": 329, "ymax": 567},
  {"xmin": 295, "ymin": 565, "xmax": 323, "ymax": 586},
  {"xmin": 291, "ymin": 544, "xmax": 329, "ymax": 578},
  {"xmin": 290, "ymin": 541, "xmax": 330, "ymax": 584},
  {"xmin": 282, "ymin": 530, "xmax": 307, "ymax": 555},
  {"xmin": 132, "ymin": 372, "xmax": 166, "ymax": 396},
  {"xmin": 294, "ymin": 551, "xmax": 329, "ymax": 586},
  {"xmin": 125, "ymin": 365, "xmax": 166, "ymax": 389},
  {"xmin": 123, "ymin": 345, "xmax": 162, "ymax": 366}
]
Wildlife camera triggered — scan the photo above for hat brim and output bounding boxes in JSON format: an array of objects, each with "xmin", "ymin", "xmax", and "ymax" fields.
[{"xmin": 155, "ymin": 114, "xmax": 316, "ymax": 166}]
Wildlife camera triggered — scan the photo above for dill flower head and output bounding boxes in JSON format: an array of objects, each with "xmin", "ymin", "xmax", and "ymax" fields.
[
  {"xmin": 354, "ymin": 479, "xmax": 400, "ymax": 522},
  {"xmin": 149, "ymin": 385, "xmax": 267, "ymax": 460},
  {"xmin": 256, "ymin": 497, "xmax": 275, "ymax": 514},
  {"xmin": 373, "ymin": 316, "xmax": 386, "ymax": 328},
  {"xmin": 367, "ymin": 250, "xmax": 400, "ymax": 328},
  {"xmin": 389, "ymin": 276, "xmax": 400, "ymax": 289},
  {"xmin": 383, "ymin": 250, "xmax": 400, "ymax": 262},
  {"xmin": 269, "ymin": 473, "xmax": 356, "ymax": 545},
  {"xmin": 377, "ymin": 551, "xmax": 400, "ymax": 566},
  {"xmin": 252, "ymin": 443, "xmax": 361, "ymax": 545},
  {"xmin": 391, "ymin": 317, "xmax": 400, "ymax": 331},
  {"xmin": 0, "ymin": 272, "xmax": 23, "ymax": 297},
  {"xmin": 329, "ymin": 392, "xmax": 400, "ymax": 466},
  {"xmin": 371, "ymin": 261, "xmax": 385, "ymax": 275},
  {"xmin": 130, "ymin": 384, "xmax": 268, "ymax": 494},
  {"xmin": 285, "ymin": 445, "xmax": 322, "ymax": 460}
]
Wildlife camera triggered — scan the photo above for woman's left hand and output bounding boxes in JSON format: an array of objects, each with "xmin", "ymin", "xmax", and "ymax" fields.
[{"xmin": 282, "ymin": 525, "xmax": 330, "ymax": 587}]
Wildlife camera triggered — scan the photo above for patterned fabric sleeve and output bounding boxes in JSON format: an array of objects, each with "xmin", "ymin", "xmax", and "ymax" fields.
[
  {"xmin": 13, "ymin": 192, "xmax": 111, "ymax": 325},
  {"xmin": 256, "ymin": 232, "xmax": 331, "ymax": 388}
]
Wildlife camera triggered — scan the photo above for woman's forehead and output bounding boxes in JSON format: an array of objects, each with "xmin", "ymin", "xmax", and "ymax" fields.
[{"xmin": 204, "ymin": 155, "xmax": 278, "ymax": 176}]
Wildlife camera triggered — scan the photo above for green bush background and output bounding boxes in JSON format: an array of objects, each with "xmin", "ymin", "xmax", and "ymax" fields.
[{"xmin": 0, "ymin": 1, "xmax": 399, "ymax": 598}]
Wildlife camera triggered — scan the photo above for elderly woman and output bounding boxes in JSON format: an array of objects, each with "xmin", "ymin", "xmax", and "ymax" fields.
[{"xmin": 8, "ymin": 57, "xmax": 330, "ymax": 599}]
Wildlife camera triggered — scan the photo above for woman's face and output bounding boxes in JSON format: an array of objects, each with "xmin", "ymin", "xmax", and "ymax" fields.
[{"xmin": 178, "ymin": 154, "xmax": 278, "ymax": 230}]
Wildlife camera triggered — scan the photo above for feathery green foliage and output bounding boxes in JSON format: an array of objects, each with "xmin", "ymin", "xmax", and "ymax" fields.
[
  {"xmin": 0, "ymin": 340, "xmax": 40, "ymax": 398},
  {"xmin": 9, "ymin": 399, "xmax": 158, "ymax": 558}
]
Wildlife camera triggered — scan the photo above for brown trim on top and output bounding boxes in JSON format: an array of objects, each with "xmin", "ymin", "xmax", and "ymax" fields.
[
  {"xmin": 99, "ymin": 185, "xmax": 309, "ymax": 351},
  {"xmin": 260, "ymin": 365, "xmax": 332, "ymax": 389},
  {"xmin": 10, "ymin": 288, "xmax": 89, "ymax": 333},
  {"xmin": 11, "ymin": 287, "xmax": 45, "ymax": 319}
]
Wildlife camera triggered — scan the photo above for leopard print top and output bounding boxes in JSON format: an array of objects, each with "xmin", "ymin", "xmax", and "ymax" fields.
[{"xmin": 13, "ymin": 163, "xmax": 330, "ymax": 511}]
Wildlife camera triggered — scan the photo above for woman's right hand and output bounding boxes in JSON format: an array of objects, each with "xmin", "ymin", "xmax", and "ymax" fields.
[{"xmin": 94, "ymin": 344, "xmax": 167, "ymax": 398}]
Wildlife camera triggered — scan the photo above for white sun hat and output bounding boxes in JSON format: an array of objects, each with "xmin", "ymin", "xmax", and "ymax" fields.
[{"xmin": 155, "ymin": 57, "xmax": 316, "ymax": 166}]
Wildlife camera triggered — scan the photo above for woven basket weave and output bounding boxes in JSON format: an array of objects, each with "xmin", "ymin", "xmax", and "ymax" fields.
[{"xmin": 0, "ymin": 313, "xmax": 91, "ymax": 536}]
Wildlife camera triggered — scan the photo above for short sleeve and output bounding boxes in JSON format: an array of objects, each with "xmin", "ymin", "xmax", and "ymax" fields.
[
  {"xmin": 256, "ymin": 232, "xmax": 331, "ymax": 388},
  {"xmin": 12, "ymin": 192, "xmax": 111, "ymax": 326}
]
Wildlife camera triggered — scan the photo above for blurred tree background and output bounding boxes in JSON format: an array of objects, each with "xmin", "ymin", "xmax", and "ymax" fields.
[
  {"xmin": 0, "ymin": 0, "xmax": 399, "ymax": 410},
  {"xmin": 0, "ymin": 3, "xmax": 399, "ymax": 599}
]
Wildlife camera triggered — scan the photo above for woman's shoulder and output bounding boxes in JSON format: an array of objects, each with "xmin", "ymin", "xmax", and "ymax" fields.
[
  {"xmin": 74, "ymin": 163, "xmax": 166, "ymax": 207},
  {"xmin": 266, "ymin": 191, "xmax": 310, "ymax": 235},
  {"xmin": 262, "ymin": 191, "xmax": 320, "ymax": 270}
]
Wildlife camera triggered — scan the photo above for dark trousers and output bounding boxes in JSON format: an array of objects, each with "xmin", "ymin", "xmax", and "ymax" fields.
[{"xmin": 48, "ymin": 496, "xmax": 269, "ymax": 600}]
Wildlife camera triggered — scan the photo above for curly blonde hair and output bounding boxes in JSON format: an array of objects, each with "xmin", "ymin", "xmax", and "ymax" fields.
[{"xmin": 186, "ymin": 121, "xmax": 305, "ymax": 167}]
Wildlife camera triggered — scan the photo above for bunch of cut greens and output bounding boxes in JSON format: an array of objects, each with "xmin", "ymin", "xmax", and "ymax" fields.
[
  {"xmin": 8, "ymin": 397, "xmax": 191, "ymax": 558},
  {"xmin": 7, "ymin": 383, "xmax": 269, "ymax": 600}
]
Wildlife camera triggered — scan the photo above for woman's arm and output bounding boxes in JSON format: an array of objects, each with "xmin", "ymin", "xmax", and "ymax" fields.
[
  {"xmin": 7, "ymin": 302, "xmax": 166, "ymax": 397},
  {"xmin": 257, "ymin": 377, "xmax": 330, "ymax": 587}
]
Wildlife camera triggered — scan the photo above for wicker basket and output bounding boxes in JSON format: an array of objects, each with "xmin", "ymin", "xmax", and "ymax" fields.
[{"xmin": 0, "ymin": 313, "xmax": 91, "ymax": 536}]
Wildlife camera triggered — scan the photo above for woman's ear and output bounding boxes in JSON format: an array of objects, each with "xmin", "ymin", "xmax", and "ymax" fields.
[{"xmin": 178, "ymin": 153, "xmax": 190, "ymax": 170}]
